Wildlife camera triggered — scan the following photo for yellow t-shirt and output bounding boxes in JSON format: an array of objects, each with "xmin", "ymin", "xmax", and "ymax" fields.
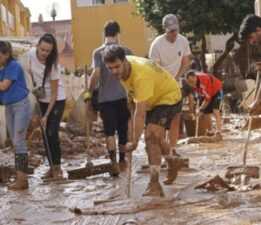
[{"xmin": 121, "ymin": 56, "xmax": 182, "ymax": 111}]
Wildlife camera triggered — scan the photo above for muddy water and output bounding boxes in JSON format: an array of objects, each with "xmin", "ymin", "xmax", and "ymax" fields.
[{"xmin": 1, "ymin": 115, "xmax": 261, "ymax": 224}]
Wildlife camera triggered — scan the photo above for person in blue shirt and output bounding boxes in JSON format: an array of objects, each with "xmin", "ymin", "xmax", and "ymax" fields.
[{"xmin": 0, "ymin": 41, "xmax": 31, "ymax": 190}]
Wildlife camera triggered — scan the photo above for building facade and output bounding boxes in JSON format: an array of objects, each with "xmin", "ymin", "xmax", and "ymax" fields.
[
  {"xmin": 31, "ymin": 17, "xmax": 74, "ymax": 71},
  {"xmin": 0, "ymin": 0, "xmax": 30, "ymax": 37},
  {"xmin": 70, "ymin": 0, "xmax": 156, "ymax": 68}
]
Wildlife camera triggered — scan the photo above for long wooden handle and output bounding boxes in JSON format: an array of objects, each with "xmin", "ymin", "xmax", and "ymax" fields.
[
  {"xmin": 195, "ymin": 98, "xmax": 200, "ymax": 137},
  {"xmin": 243, "ymin": 71, "xmax": 260, "ymax": 165},
  {"xmin": 84, "ymin": 65, "xmax": 92, "ymax": 165},
  {"xmin": 126, "ymin": 109, "xmax": 134, "ymax": 198}
]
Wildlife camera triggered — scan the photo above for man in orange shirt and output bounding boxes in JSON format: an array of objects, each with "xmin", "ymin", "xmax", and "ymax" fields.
[{"xmin": 185, "ymin": 70, "xmax": 223, "ymax": 140}]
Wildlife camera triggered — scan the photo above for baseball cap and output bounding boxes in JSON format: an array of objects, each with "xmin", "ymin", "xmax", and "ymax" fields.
[{"xmin": 162, "ymin": 14, "xmax": 179, "ymax": 32}]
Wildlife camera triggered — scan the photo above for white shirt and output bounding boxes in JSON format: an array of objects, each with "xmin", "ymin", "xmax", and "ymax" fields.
[
  {"xmin": 28, "ymin": 47, "xmax": 66, "ymax": 103},
  {"xmin": 149, "ymin": 34, "xmax": 191, "ymax": 77}
]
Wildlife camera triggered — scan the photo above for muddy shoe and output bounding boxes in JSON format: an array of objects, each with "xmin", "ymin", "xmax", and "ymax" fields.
[
  {"xmin": 206, "ymin": 130, "xmax": 215, "ymax": 136},
  {"xmin": 119, "ymin": 160, "xmax": 127, "ymax": 172},
  {"xmin": 41, "ymin": 168, "xmax": 53, "ymax": 179},
  {"xmin": 172, "ymin": 149, "xmax": 181, "ymax": 157},
  {"xmin": 215, "ymin": 132, "xmax": 223, "ymax": 141},
  {"xmin": 109, "ymin": 162, "xmax": 120, "ymax": 177},
  {"xmin": 52, "ymin": 165, "xmax": 64, "ymax": 179},
  {"xmin": 163, "ymin": 157, "xmax": 185, "ymax": 185},
  {"xmin": 8, "ymin": 171, "xmax": 29, "ymax": 190},
  {"xmin": 142, "ymin": 180, "xmax": 165, "ymax": 197}
]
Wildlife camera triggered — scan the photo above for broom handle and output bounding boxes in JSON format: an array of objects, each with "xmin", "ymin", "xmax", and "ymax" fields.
[
  {"xmin": 243, "ymin": 71, "xmax": 260, "ymax": 165},
  {"xmin": 195, "ymin": 98, "xmax": 200, "ymax": 137},
  {"xmin": 85, "ymin": 65, "xmax": 92, "ymax": 165},
  {"xmin": 126, "ymin": 108, "xmax": 134, "ymax": 198}
]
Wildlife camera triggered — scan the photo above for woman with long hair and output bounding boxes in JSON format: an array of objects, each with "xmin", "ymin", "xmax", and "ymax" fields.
[
  {"xmin": 0, "ymin": 41, "xmax": 31, "ymax": 190},
  {"xmin": 28, "ymin": 33, "xmax": 66, "ymax": 180}
]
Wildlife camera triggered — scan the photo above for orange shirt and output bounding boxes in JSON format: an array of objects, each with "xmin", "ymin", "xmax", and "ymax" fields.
[{"xmin": 194, "ymin": 73, "xmax": 222, "ymax": 103}]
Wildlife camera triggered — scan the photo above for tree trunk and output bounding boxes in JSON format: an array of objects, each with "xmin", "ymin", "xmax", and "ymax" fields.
[
  {"xmin": 200, "ymin": 35, "xmax": 208, "ymax": 73},
  {"xmin": 212, "ymin": 33, "xmax": 236, "ymax": 79}
]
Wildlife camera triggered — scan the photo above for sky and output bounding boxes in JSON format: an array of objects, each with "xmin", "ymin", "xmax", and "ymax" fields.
[{"xmin": 20, "ymin": 0, "xmax": 72, "ymax": 22}]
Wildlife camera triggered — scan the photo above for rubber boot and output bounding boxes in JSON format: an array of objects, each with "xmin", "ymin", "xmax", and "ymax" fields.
[
  {"xmin": 8, "ymin": 154, "xmax": 29, "ymax": 190},
  {"xmin": 163, "ymin": 157, "xmax": 185, "ymax": 185},
  {"xmin": 143, "ymin": 167, "xmax": 165, "ymax": 197}
]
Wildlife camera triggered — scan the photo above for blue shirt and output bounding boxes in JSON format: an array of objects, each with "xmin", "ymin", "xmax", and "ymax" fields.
[{"xmin": 0, "ymin": 59, "xmax": 29, "ymax": 105}]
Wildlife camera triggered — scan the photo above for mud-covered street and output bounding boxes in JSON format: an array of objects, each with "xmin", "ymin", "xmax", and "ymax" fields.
[{"xmin": 1, "ymin": 114, "xmax": 261, "ymax": 225}]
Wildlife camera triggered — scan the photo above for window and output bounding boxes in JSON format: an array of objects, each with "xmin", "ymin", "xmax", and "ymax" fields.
[
  {"xmin": 1, "ymin": 5, "xmax": 7, "ymax": 25},
  {"xmin": 77, "ymin": 0, "xmax": 105, "ymax": 7},
  {"xmin": 113, "ymin": 0, "xmax": 128, "ymax": 3}
]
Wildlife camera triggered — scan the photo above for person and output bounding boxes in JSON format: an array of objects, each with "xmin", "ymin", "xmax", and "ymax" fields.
[
  {"xmin": 0, "ymin": 41, "xmax": 31, "ymax": 190},
  {"xmin": 148, "ymin": 14, "xmax": 191, "ymax": 155},
  {"xmin": 239, "ymin": 14, "xmax": 261, "ymax": 114},
  {"xmin": 28, "ymin": 33, "xmax": 66, "ymax": 180},
  {"xmin": 102, "ymin": 45, "xmax": 185, "ymax": 197},
  {"xmin": 185, "ymin": 70, "xmax": 223, "ymax": 140},
  {"xmin": 83, "ymin": 21, "xmax": 132, "ymax": 175}
]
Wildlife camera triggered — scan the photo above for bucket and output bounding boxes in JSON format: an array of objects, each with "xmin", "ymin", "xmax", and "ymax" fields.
[{"xmin": 184, "ymin": 116, "xmax": 206, "ymax": 137}]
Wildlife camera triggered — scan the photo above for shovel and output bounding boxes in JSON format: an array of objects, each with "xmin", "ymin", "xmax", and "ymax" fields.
[{"xmin": 225, "ymin": 71, "xmax": 260, "ymax": 180}]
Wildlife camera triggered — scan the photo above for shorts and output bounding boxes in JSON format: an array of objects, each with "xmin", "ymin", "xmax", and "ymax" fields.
[
  {"xmin": 145, "ymin": 101, "xmax": 182, "ymax": 129},
  {"xmin": 201, "ymin": 90, "xmax": 223, "ymax": 114},
  {"xmin": 99, "ymin": 98, "xmax": 130, "ymax": 145}
]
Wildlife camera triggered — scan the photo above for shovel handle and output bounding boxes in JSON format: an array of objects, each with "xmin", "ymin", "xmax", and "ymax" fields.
[
  {"xmin": 84, "ymin": 65, "xmax": 92, "ymax": 165},
  {"xmin": 243, "ymin": 71, "xmax": 260, "ymax": 165},
  {"xmin": 126, "ymin": 108, "xmax": 134, "ymax": 197},
  {"xmin": 195, "ymin": 98, "xmax": 200, "ymax": 137}
]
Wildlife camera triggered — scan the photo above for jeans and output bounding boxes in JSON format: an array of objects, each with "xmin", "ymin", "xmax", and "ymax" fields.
[
  {"xmin": 39, "ymin": 100, "xmax": 65, "ymax": 166},
  {"xmin": 5, "ymin": 97, "xmax": 31, "ymax": 154}
]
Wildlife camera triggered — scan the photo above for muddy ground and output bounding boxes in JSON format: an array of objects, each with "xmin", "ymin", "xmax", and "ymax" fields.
[{"xmin": 1, "ymin": 114, "xmax": 261, "ymax": 225}]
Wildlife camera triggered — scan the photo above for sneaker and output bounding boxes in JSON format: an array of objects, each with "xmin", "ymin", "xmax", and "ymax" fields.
[
  {"xmin": 119, "ymin": 160, "xmax": 127, "ymax": 172},
  {"xmin": 163, "ymin": 157, "xmax": 185, "ymax": 185},
  {"xmin": 206, "ymin": 130, "xmax": 215, "ymax": 136},
  {"xmin": 41, "ymin": 168, "xmax": 53, "ymax": 179},
  {"xmin": 143, "ymin": 180, "xmax": 165, "ymax": 197},
  {"xmin": 215, "ymin": 132, "xmax": 223, "ymax": 141},
  {"xmin": 109, "ymin": 162, "xmax": 120, "ymax": 177}
]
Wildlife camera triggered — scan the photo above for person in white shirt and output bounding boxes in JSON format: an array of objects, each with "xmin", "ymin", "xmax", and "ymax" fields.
[
  {"xmin": 149, "ymin": 14, "xmax": 191, "ymax": 173},
  {"xmin": 28, "ymin": 33, "xmax": 66, "ymax": 180}
]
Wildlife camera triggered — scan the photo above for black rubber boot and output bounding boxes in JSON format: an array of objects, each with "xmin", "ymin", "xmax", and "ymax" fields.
[{"xmin": 8, "ymin": 154, "xmax": 29, "ymax": 190}]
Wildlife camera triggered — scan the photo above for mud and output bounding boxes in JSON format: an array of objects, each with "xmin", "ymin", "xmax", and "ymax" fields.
[{"xmin": 1, "ymin": 114, "xmax": 261, "ymax": 224}]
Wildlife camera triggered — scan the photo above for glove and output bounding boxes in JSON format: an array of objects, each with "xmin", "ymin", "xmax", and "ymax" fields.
[{"xmin": 83, "ymin": 91, "xmax": 92, "ymax": 103}]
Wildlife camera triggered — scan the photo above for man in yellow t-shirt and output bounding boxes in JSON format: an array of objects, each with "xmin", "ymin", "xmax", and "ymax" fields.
[{"xmin": 103, "ymin": 45, "xmax": 185, "ymax": 197}]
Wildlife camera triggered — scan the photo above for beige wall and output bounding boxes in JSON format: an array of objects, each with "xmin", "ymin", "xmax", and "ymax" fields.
[{"xmin": 70, "ymin": 0, "xmax": 156, "ymax": 68}]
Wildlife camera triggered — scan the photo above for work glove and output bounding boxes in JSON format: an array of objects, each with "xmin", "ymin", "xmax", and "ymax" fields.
[{"xmin": 83, "ymin": 91, "xmax": 92, "ymax": 103}]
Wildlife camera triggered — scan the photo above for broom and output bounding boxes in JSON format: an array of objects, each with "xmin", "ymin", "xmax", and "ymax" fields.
[
  {"xmin": 67, "ymin": 65, "xmax": 116, "ymax": 179},
  {"xmin": 225, "ymin": 71, "xmax": 260, "ymax": 180}
]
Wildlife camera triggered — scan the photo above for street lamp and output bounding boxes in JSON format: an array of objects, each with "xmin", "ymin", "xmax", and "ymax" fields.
[{"xmin": 47, "ymin": 3, "xmax": 60, "ymax": 38}]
